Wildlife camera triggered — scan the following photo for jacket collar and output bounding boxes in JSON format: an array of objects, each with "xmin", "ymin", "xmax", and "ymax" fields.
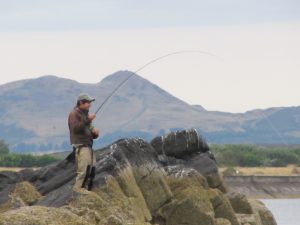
[{"xmin": 75, "ymin": 107, "xmax": 89, "ymax": 115}]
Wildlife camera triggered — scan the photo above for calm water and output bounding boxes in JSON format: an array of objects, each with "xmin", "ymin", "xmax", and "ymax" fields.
[{"xmin": 261, "ymin": 199, "xmax": 300, "ymax": 225}]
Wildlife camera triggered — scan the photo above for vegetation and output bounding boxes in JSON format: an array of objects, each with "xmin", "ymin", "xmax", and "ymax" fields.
[
  {"xmin": 0, "ymin": 140, "xmax": 9, "ymax": 155},
  {"xmin": 2, "ymin": 138, "xmax": 300, "ymax": 168},
  {"xmin": 222, "ymin": 166, "xmax": 242, "ymax": 176},
  {"xmin": 0, "ymin": 139, "xmax": 59, "ymax": 167},
  {"xmin": 210, "ymin": 144, "xmax": 300, "ymax": 167},
  {"xmin": 219, "ymin": 166, "xmax": 300, "ymax": 176}
]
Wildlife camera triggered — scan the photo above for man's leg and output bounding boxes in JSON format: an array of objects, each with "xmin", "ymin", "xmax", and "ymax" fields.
[
  {"xmin": 88, "ymin": 149, "xmax": 96, "ymax": 191},
  {"xmin": 74, "ymin": 146, "xmax": 92, "ymax": 190}
]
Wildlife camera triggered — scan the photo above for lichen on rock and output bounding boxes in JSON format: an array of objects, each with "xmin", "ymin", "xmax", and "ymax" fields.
[
  {"xmin": 0, "ymin": 206, "xmax": 89, "ymax": 225},
  {"xmin": 0, "ymin": 181, "xmax": 42, "ymax": 213}
]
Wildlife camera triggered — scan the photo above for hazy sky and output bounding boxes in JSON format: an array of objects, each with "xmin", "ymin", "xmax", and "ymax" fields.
[{"xmin": 0, "ymin": 0, "xmax": 299, "ymax": 112}]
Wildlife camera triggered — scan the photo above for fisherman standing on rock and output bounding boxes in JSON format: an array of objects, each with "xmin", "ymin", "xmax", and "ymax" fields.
[{"xmin": 68, "ymin": 93, "xmax": 100, "ymax": 191}]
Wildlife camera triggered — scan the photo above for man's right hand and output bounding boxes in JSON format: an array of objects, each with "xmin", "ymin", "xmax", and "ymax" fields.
[{"xmin": 88, "ymin": 114, "xmax": 96, "ymax": 121}]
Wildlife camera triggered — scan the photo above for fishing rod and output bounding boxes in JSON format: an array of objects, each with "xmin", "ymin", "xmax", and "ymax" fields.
[{"xmin": 94, "ymin": 50, "xmax": 222, "ymax": 115}]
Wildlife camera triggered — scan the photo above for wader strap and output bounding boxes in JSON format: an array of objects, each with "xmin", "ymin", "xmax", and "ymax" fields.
[
  {"xmin": 81, "ymin": 165, "xmax": 91, "ymax": 188},
  {"xmin": 88, "ymin": 166, "xmax": 96, "ymax": 191}
]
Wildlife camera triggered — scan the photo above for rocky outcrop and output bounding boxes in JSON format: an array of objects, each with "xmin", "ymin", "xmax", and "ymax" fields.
[
  {"xmin": 226, "ymin": 192, "xmax": 278, "ymax": 225},
  {"xmin": 0, "ymin": 129, "xmax": 277, "ymax": 225}
]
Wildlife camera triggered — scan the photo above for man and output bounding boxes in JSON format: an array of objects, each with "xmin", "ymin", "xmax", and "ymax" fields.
[{"xmin": 68, "ymin": 93, "xmax": 100, "ymax": 191}]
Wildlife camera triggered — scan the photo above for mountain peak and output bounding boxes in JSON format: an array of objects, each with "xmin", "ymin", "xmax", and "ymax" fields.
[
  {"xmin": 36, "ymin": 75, "xmax": 60, "ymax": 80},
  {"xmin": 192, "ymin": 104, "xmax": 206, "ymax": 112},
  {"xmin": 100, "ymin": 70, "xmax": 144, "ymax": 83}
]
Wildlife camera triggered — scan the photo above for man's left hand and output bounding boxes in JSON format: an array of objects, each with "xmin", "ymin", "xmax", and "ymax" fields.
[{"xmin": 92, "ymin": 128, "xmax": 100, "ymax": 139}]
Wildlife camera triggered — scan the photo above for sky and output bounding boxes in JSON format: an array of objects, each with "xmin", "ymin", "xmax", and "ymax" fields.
[{"xmin": 0, "ymin": 0, "xmax": 299, "ymax": 112}]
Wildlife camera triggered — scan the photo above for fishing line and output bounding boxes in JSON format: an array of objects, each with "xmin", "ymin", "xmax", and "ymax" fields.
[
  {"xmin": 94, "ymin": 50, "xmax": 222, "ymax": 115},
  {"xmin": 93, "ymin": 50, "xmax": 288, "ymax": 146},
  {"xmin": 258, "ymin": 111, "xmax": 288, "ymax": 146}
]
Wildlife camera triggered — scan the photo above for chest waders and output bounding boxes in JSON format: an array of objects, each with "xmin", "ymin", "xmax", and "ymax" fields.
[{"xmin": 76, "ymin": 145, "xmax": 96, "ymax": 191}]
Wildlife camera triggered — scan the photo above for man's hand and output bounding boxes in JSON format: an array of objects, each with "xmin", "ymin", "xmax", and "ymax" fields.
[
  {"xmin": 92, "ymin": 128, "xmax": 100, "ymax": 139},
  {"xmin": 88, "ymin": 113, "xmax": 96, "ymax": 121}
]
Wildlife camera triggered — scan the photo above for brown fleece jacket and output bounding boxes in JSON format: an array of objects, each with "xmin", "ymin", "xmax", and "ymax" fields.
[{"xmin": 68, "ymin": 107, "xmax": 94, "ymax": 147}]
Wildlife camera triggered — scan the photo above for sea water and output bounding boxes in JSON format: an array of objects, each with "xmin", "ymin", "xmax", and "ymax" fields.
[{"xmin": 261, "ymin": 199, "xmax": 300, "ymax": 225}]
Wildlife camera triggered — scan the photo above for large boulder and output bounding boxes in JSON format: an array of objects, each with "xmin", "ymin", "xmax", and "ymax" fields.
[
  {"xmin": 226, "ymin": 192, "xmax": 254, "ymax": 214},
  {"xmin": 250, "ymin": 200, "xmax": 277, "ymax": 225},
  {"xmin": 150, "ymin": 129, "xmax": 209, "ymax": 158},
  {"xmin": 159, "ymin": 173, "xmax": 215, "ymax": 225},
  {"xmin": 226, "ymin": 192, "xmax": 277, "ymax": 225},
  {"xmin": 151, "ymin": 129, "xmax": 225, "ymax": 192},
  {"xmin": 207, "ymin": 189, "xmax": 240, "ymax": 225}
]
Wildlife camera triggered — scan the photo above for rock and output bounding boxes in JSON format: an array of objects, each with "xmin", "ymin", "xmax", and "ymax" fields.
[
  {"xmin": 151, "ymin": 129, "xmax": 225, "ymax": 192},
  {"xmin": 226, "ymin": 194, "xmax": 277, "ymax": 225},
  {"xmin": 12, "ymin": 181, "xmax": 42, "ymax": 205},
  {"xmin": 0, "ymin": 129, "xmax": 277, "ymax": 225},
  {"xmin": 0, "ymin": 181, "xmax": 42, "ymax": 213},
  {"xmin": 236, "ymin": 213, "xmax": 263, "ymax": 225},
  {"xmin": 207, "ymin": 189, "xmax": 240, "ymax": 225},
  {"xmin": 150, "ymin": 129, "xmax": 209, "ymax": 158},
  {"xmin": 31, "ymin": 159, "xmax": 76, "ymax": 195},
  {"xmin": 215, "ymin": 218, "xmax": 232, "ymax": 225},
  {"xmin": 159, "ymin": 175, "xmax": 215, "ymax": 225},
  {"xmin": 185, "ymin": 151, "xmax": 226, "ymax": 192},
  {"xmin": 105, "ymin": 215, "xmax": 123, "ymax": 225},
  {"xmin": 0, "ymin": 206, "xmax": 89, "ymax": 225},
  {"xmin": 157, "ymin": 168, "xmax": 236, "ymax": 225},
  {"xmin": 0, "ymin": 171, "xmax": 24, "ymax": 206},
  {"xmin": 66, "ymin": 182, "xmax": 148, "ymax": 225},
  {"xmin": 250, "ymin": 200, "xmax": 277, "ymax": 225},
  {"xmin": 164, "ymin": 166, "xmax": 210, "ymax": 189},
  {"xmin": 226, "ymin": 192, "xmax": 254, "ymax": 214}
]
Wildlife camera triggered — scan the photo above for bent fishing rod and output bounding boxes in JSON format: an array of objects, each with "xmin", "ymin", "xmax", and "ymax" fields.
[{"xmin": 94, "ymin": 50, "xmax": 221, "ymax": 115}]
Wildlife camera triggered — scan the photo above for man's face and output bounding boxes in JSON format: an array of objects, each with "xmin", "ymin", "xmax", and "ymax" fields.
[{"xmin": 80, "ymin": 101, "xmax": 92, "ymax": 110}]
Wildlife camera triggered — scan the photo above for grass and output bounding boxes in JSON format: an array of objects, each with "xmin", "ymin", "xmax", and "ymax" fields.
[
  {"xmin": 220, "ymin": 165, "xmax": 300, "ymax": 176},
  {"xmin": 0, "ymin": 167, "xmax": 39, "ymax": 172},
  {"xmin": 2, "ymin": 166, "xmax": 299, "ymax": 176}
]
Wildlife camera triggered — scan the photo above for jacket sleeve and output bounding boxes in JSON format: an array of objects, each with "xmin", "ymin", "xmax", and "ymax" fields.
[{"xmin": 68, "ymin": 111, "xmax": 91, "ymax": 133}]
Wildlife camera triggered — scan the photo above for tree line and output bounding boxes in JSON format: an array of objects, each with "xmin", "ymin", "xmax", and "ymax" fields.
[
  {"xmin": 210, "ymin": 144, "xmax": 300, "ymax": 167},
  {"xmin": 1, "ymin": 138, "xmax": 300, "ymax": 168},
  {"xmin": 0, "ymin": 140, "xmax": 59, "ymax": 167}
]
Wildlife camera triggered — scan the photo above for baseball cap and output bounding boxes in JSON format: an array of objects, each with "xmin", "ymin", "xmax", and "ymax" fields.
[{"xmin": 77, "ymin": 93, "xmax": 95, "ymax": 102}]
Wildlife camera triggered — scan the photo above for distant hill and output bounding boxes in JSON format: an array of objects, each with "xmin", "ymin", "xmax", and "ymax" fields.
[{"xmin": 0, "ymin": 70, "xmax": 299, "ymax": 152}]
